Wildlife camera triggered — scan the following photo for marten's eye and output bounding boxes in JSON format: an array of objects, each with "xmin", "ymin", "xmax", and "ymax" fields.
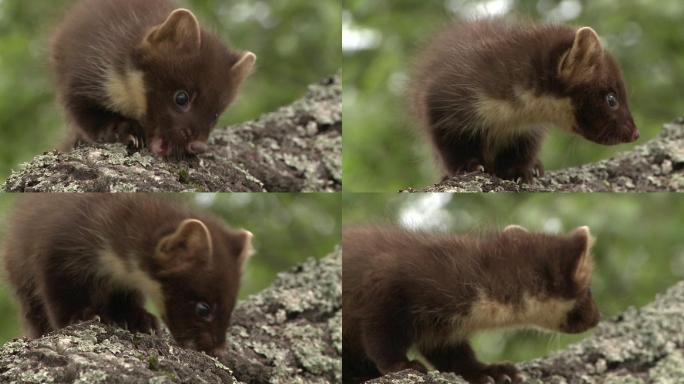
[
  {"xmin": 174, "ymin": 90, "xmax": 191, "ymax": 110},
  {"xmin": 605, "ymin": 93, "xmax": 619, "ymax": 110},
  {"xmin": 195, "ymin": 301, "xmax": 212, "ymax": 320}
]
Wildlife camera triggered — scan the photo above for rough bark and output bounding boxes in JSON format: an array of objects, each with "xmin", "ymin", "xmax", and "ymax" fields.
[
  {"xmin": 0, "ymin": 248, "xmax": 342, "ymax": 384},
  {"xmin": 2, "ymin": 76, "xmax": 341, "ymax": 193},
  {"xmin": 403, "ymin": 117, "xmax": 684, "ymax": 193},
  {"xmin": 367, "ymin": 280, "xmax": 684, "ymax": 384}
]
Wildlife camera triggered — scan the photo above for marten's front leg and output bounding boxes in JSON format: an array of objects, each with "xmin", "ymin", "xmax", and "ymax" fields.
[{"xmin": 422, "ymin": 342, "xmax": 523, "ymax": 384}]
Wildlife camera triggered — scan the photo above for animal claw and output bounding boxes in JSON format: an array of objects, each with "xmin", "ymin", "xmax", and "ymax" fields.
[{"xmin": 127, "ymin": 134, "xmax": 142, "ymax": 149}]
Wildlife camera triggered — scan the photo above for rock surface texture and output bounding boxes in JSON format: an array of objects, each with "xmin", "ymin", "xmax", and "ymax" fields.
[
  {"xmin": 404, "ymin": 117, "xmax": 684, "ymax": 193},
  {"xmin": 367, "ymin": 280, "xmax": 684, "ymax": 384},
  {"xmin": 3, "ymin": 76, "xmax": 341, "ymax": 193},
  {"xmin": 0, "ymin": 248, "xmax": 342, "ymax": 384}
]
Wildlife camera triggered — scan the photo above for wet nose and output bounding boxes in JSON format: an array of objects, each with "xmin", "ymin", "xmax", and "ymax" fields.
[
  {"xmin": 631, "ymin": 129, "xmax": 640, "ymax": 142},
  {"xmin": 187, "ymin": 141, "xmax": 208, "ymax": 154}
]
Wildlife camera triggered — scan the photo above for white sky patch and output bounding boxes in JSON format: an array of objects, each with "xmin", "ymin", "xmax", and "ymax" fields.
[
  {"xmin": 225, "ymin": 194, "xmax": 254, "ymax": 208},
  {"xmin": 194, "ymin": 193, "xmax": 217, "ymax": 208},
  {"xmin": 544, "ymin": 0, "xmax": 583, "ymax": 22},
  {"xmin": 543, "ymin": 217, "xmax": 563, "ymax": 234},
  {"xmin": 227, "ymin": 2, "xmax": 275, "ymax": 29},
  {"xmin": 447, "ymin": 0, "xmax": 513, "ymax": 18},
  {"xmin": 399, "ymin": 194, "xmax": 454, "ymax": 231},
  {"xmin": 342, "ymin": 11, "xmax": 382, "ymax": 53}
]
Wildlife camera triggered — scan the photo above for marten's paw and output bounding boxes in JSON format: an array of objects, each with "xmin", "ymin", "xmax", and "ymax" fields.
[
  {"xmin": 532, "ymin": 159, "xmax": 545, "ymax": 178},
  {"xmin": 441, "ymin": 159, "xmax": 486, "ymax": 182},
  {"xmin": 497, "ymin": 164, "xmax": 540, "ymax": 183},
  {"xmin": 464, "ymin": 159, "xmax": 486, "ymax": 173},
  {"xmin": 97, "ymin": 119, "xmax": 146, "ymax": 151},
  {"xmin": 465, "ymin": 362, "xmax": 524, "ymax": 384},
  {"xmin": 125, "ymin": 308, "xmax": 160, "ymax": 334}
]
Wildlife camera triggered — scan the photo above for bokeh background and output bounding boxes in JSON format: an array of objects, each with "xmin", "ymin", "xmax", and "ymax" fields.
[
  {"xmin": 343, "ymin": 193, "xmax": 684, "ymax": 363},
  {"xmin": 0, "ymin": 0, "xmax": 341, "ymax": 180},
  {"xmin": 0, "ymin": 193, "xmax": 340, "ymax": 345},
  {"xmin": 343, "ymin": 0, "xmax": 684, "ymax": 191}
]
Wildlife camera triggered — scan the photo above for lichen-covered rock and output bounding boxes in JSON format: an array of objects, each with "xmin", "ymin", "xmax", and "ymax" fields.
[
  {"xmin": 2, "ymin": 76, "xmax": 341, "ymax": 193},
  {"xmin": 0, "ymin": 248, "xmax": 342, "ymax": 384},
  {"xmin": 224, "ymin": 248, "xmax": 342, "ymax": 384},
  {"xmin": 367, "ymin": 280, "xmax": 684, "ymax": 383},
  {"xmin": 404, "ymin": 117, "xmax": 684, "ymax": 193}
]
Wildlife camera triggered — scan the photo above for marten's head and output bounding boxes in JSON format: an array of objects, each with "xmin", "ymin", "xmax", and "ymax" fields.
[
  {"xmin": 151, "ymin": 218, "xmax": 253, "ymax": 355},
  {"xmin": 486, "ymin": 225, "xmax": 600, "ymax": 334},
  {"xmin": 557, "ymin": 27, "xmax": 638, "ymax": 145},
  {"xmin": 127, "ymin": 9, "xmax": 255, "ymax": 157}
]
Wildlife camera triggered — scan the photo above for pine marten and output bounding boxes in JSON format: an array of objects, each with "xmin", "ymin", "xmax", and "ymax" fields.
[
  {"xmin": 3, "ymin": 194, "xmax": 253, "ymax": 356},
  {"xmin": 343, "ymin": 225, "xmax": 600, "ymax": 384},
  {"xmin": 410, "ymin": 19, "xmax": 638, "ymax": 181},
  {"xmin": 52, "ymin": 0, "xmax": 256, "ymax": 157}
]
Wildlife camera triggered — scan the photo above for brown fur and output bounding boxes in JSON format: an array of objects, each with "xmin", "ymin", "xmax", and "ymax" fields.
[
  {"xmin": 410, "ymin": 18, "xmax": 638, "ymax": 181},
  {"xmin": 52, "ymin": 0, "xmax": 256, "ymax": 157},
  {"xmin": 342, "ymin": 225, "xmax": 600, "ymax": 384},
  {"xmin": 3, "ymin": 194, "xmax": 253, "ymax": 356}
]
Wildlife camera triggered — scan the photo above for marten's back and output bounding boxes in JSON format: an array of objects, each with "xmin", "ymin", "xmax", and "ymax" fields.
[
  {"xmin": 409, "ymin": 19, "xmax": 576, "ymax": 129},
  {"xmin": 51, "ymin": 0, "xmax": 175, "ymax": 102},
  {"xmin": 4, "ymin": 195, "xmax": 183, "ymax": 280}
]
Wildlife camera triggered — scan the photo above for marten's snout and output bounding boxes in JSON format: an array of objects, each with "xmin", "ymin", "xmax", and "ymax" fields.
[
  {"xmin": 561, "ymin": 293, "xmax": 600, "ymax": 333},
  {"xmin": 623, "ymin": 117, "xmax": 639, "ymax": 143},
  {"xmin": 629, "ymin": 127, "xmax": 640, "ymax": 142}
]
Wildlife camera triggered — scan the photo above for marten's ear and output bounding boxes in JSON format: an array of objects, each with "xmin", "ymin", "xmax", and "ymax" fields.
[
  {"xmin": 230, "ymin": 52, "xmax": 257, "ymax": 87},
  {"xmin": 559, "ymin": 27, "xmax": 604, "ymax": 84},
  {"xmin": 503, "ymin": 224, "xmax": 529, "ymax": 235},
  {"xmin": 156, "ymin": 219, "xmax": 212, "ymax": 274},
  {"xmin": 569, "ymin": 226, "xmax": 595, "ymax": 288},
  {"xmin": 144, "ymin": 9, "xmax": 201, "ymax": 54},
  {"xmin": 235, "ymin": 230, "xmax": 254, "ymax": 272}
]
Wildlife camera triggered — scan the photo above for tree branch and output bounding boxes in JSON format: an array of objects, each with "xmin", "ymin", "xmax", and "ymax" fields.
[
  {"xmin": 0, "ymin": 248, "xmax": 342, "ymax": 384},
  {"xmin": 403, "ymin": 117, "xmax": 684, "ymax": 193},
  {"xmin": 3, "ymin": 76, "xmax": 341, "ymax": 193}
]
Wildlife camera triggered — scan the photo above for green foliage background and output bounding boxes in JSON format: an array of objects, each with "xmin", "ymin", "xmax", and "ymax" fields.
[
  {"xmin": 343, "ymin": 0, "xmax": 684, "ymax": 191},
  {"xmin": 0, "ymin": 193, "xmax": 340, "ymax": 345},
  {"xmin": 0, "ymin": 0, "xmax": 341, "ymax": 180},
  {"xmin": 343, "ymin": 193, "xmax": 684, "ymax": 363}
]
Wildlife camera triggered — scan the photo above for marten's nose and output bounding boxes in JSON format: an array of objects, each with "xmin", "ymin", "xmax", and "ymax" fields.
[
  {"xmin": 631, "ymin": 129, "xmax": 640, "ymax": 142},
  {"xmin": 187, "ymin": 141, "xmax": 208, "ymax": 154}
]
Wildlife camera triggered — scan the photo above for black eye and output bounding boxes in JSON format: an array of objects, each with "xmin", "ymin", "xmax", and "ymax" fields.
[
  {"xmin": 174, "ymin": 90, "xmax": 191, "ymax": 108},
  {"xmin": 195, "ymin": 302, "xmax": 212, "ymax": 320},
  {"xmin": 605, "ymin": 93, "xmax": 619, "ymax": 110}
]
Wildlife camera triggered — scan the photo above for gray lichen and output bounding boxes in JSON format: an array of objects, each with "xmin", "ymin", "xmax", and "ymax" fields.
[
  {"xmin": 0, "ymin": 248, "xmax": 341, "ymax": 384},
  {"xmin": 404, "ymin": 117, "xmax": 684, "ymax": 193},
  {"xmin": 368, "ymin": 280, "xmax": 684, "ymax": 383},
  {"xmin": 2, "ymin": 76, "xmax": 341, "ymax": 193}
]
